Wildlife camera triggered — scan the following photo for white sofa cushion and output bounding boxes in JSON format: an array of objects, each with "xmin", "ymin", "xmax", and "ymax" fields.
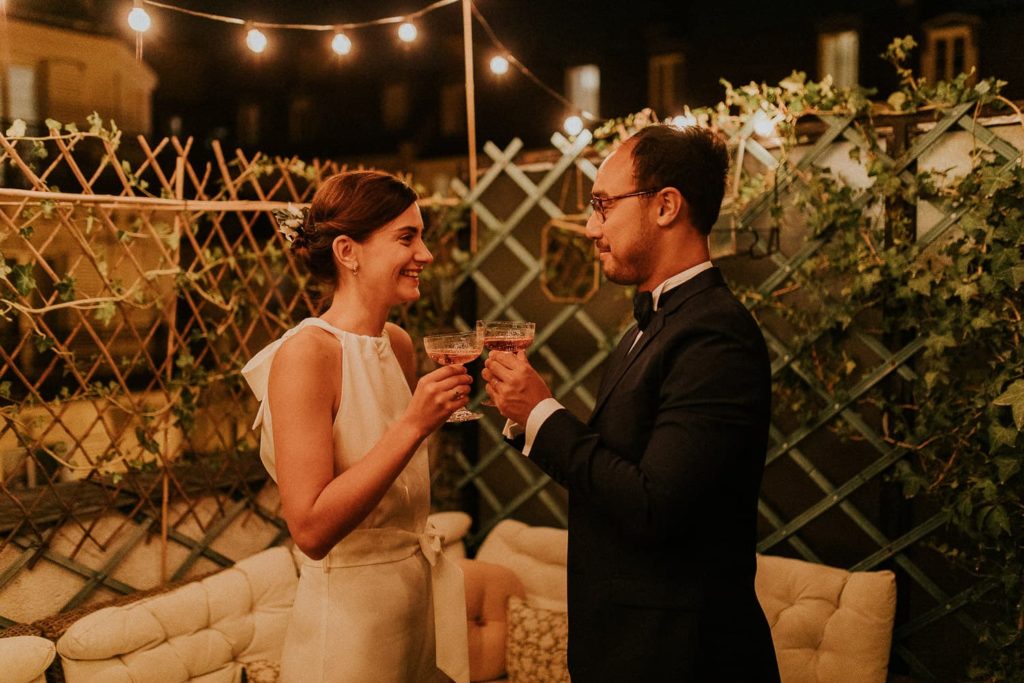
[
  {"xmin": 0, "ymin": 635, "xmax": 56, "ymax": 683},
  {"xmin": 57, "ymin": 546, "xmax": 297, "ymax": 682},
  {"xmin": 756, "ymin": 553, "xmax": 896, "ymax": 683},
  {"xmin": 476, "ymin": 519, "xmax": 567, "ymax": 610}
]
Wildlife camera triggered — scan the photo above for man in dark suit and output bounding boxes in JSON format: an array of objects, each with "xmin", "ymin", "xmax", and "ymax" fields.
[{"xmin": 482, "ymin": 124, "xmax": 780, "ymax": 681}]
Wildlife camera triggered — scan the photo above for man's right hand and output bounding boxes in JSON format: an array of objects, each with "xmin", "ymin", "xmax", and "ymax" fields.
[{"xmin": 482, "ymin": 351, "xmax": 553, "ymax": 426}]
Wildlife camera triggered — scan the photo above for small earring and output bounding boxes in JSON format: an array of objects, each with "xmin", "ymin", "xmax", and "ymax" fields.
[{"xmin": 350, "ymin": 263, "xmax": 359, "ymax": 276}]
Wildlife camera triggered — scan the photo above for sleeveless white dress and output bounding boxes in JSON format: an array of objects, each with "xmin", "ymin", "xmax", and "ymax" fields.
[{"xmin": 241, "ymin": 318, "xmax": 469, "ymax": 683}]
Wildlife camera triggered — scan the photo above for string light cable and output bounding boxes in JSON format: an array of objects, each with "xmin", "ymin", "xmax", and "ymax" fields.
[
  {"xmin": 129, "ymin": 0, "xmax": 594, "ymax": 125},
  {"xmin": 139, "ymin": 0, "xmax": 458, "ymax": 31},
  {"xmin": 470, "ymin": 3, "xmax": 599, "ymax": 124}
]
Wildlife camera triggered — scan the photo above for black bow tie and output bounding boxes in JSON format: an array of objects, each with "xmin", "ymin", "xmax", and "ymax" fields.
[{"xmin": 633, "ymin": 290, "xmax": 654, "ymax": 331}]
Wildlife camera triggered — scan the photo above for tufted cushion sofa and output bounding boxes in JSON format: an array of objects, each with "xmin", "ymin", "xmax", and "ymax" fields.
[
  {"xmin": 56, "ymin": 545, "xmax": 296, "ymax": 682},
  {"xmin": 53, "ymin": 512, "xmax": 472, "ymax": 682},
  {"xmin": 0, "ymin": 634, "xmax": 56, "ymax": 683},
  {"xmin": 52, "ymin": 514, "xmax": 896, "ymax": 683},
  {"xmin": 469, "ymin": 519, "xmax": 897, "ymax": 683}
]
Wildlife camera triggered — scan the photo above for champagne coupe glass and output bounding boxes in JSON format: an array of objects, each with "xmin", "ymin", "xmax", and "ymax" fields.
[
  {"xmin": 478, "ymin": 320, "xmax": 536, "ymax": 406},
  {"xmin": 423, "ymin": 331, "xmax": 484, "ymax": 423}
]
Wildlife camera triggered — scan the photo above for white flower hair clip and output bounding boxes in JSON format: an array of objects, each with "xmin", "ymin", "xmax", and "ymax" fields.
[{"xmin": 271, "ymin": 204, "xmax": 311, "ymax": 245}]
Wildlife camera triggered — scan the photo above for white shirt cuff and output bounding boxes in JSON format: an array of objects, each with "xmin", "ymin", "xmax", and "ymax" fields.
[
  {"xmin": 501, "ymin": 419, "xmax": 524, "ymax": 440},
  {"xmin": 502, "ymin": 398, "xmax": 564, "ymax": 456}
]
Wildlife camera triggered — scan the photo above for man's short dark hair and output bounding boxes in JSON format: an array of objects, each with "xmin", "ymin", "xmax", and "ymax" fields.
[{"xmin": 629, "ymin": 125, "xmax": 729, "ymax": 236}]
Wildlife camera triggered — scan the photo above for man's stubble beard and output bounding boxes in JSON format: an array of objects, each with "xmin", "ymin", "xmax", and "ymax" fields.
[{"xmin": 602, "ymin": 212, "xmax": 656, "ymax": 287}]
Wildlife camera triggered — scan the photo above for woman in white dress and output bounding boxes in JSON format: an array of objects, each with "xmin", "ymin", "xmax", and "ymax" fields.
[{"xmin": 242, "ymin": 171, "xmax": 471, "ymax": 683}]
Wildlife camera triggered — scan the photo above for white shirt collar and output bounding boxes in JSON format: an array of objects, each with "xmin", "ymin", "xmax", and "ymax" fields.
[{"xmin": 651, "ymin": 261, "xmax": 713, "ymax": 311}]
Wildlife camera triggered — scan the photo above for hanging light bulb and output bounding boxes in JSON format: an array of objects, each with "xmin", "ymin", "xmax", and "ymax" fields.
[
  {"xmin": 490, "ymin": 55, "xmax": 510, "ymax": 75},
  {"xmin": 563, "ymin": 115, "xmax": 584, "ymax": 137},
  {"xmin": 397, "ymin": 21, "xmax": 417, "ymax": 43},
  {"xmin": 127, "ymin": 2, "xmax": 151, "ymax": 33},
  {"xmin": 246, "ymin": 26, "xmax": 268, "ymax": 54},
  {"xmin": 331, "ymin": 31, "xmax": 353, "ymax": 56}
]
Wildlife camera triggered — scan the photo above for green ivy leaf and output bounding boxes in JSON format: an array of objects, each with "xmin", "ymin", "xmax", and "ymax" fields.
[
  {"xmin": 87, "ymin": 111, "xmax": 104, "ymax": 135},
  {"xmin": 11, "ymin": 264, "xmax": 36, "ymax": 296},
  {"xmin": 1011, "ymin": 265, "xmax": 1024, "ymax": 289},
  {"xmin": 55, "ymin": 276, "xmax": 76, "ymax": 301},
  {"xmin": 44, "ymin": 118, "xmax": 62, "ymax": 132},
  {"xmin": 0, "ymin": 381, "xmax": 11, "ymax": 399},
  {"xmin": 34, "ymin": 333, "xmax": 55, "ymax": 353},
  {"xmin": 5, "ymin": 119, "xmax": 27, "ymax": 137},
  {"xmin": 954, "ymin": 281, "xmax": 979, "ymax": 301},
  {"xmin": 990, "ymin": 424, "xmax": 1019, "ymax": 451},
  {"xmin": 908, "ymin": 273, "xmax": 932, "ymax": 296},
  {"xmin": 993, "ymin": 456, "xmax": 1020, "ymax": 483},
  {"xmin": 175, "ymin": 350, "xmax": 195, "ymax": 369},
  {"xmin": 984, "ymin": 505, "xmax": 1010, "ymax": 537},
  {"xmin": 134, "ymin": 426, "xmax": 161, "ymax": 455},
  {"xmin": 161, "ymin": 231, "xmax": 180, "ymax": 251},
  {"xmin": 993, "ymin": 380, "xmax": 1024, "ymax": 430},
  {"xmin": 94, "ymin": 301, "xmax": 116, "ymax": 326},
  {"xmin": 924, "ymin": 333, "xmax": 956, "ymax": 354}
]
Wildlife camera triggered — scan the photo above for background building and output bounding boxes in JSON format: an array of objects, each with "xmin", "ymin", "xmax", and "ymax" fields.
[{"xmin": 1, "ymin": 3, "xmax": 157, "ymax": 135}]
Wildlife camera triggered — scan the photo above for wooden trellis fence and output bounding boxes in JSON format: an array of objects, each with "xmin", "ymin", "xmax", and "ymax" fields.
[{"xmin": 0, "ymin": 128, "xmax": 458, "ymax": 628}]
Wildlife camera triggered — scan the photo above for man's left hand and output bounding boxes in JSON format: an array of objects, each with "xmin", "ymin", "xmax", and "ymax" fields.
[{"xmin": 482, "ymin": 351, "xmax": 553, "ymax": 426}]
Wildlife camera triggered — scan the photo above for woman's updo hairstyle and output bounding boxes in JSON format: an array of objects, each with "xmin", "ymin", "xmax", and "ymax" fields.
[{"xmin": 293, "ymin": 170, "xmax": 419, "ymax": 288}]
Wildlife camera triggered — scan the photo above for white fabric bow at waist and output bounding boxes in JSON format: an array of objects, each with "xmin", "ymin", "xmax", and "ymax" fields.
[{"xmin": 298, "ymin": 523, "xmax": 470, "ymax": 683}]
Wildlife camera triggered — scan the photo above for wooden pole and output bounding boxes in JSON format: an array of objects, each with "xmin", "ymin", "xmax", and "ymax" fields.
[{"xmin": 462, "ymin": 0, "xmax": 478, "ymax": 252}]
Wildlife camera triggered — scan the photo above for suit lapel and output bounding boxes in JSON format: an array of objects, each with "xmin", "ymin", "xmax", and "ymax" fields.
[
  {"xmin": 594, "ymin": 326, "xmax": 639, "ymax": 403},
  {"xmin": 589, "ymin": 268, "xmax": 725, "ymax": 421}
]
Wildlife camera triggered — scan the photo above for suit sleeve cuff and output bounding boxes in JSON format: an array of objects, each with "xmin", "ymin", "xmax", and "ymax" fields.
[{"xmin": 522, "ymin": 398, "xmax": 565, "ymax": 457}]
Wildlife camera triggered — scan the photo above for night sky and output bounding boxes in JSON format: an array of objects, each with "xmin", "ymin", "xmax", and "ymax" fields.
[{"xmin": 9, "ymin": 1, "xmax": 1024, "ymax": 158}]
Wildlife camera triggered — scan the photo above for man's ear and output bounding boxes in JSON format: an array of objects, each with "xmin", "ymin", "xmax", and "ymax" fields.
[
  {"xmin": 332, "ymin": 235, "xmax": 360, "ymax": 274},
  {"xmin": 655, "ymin": 187, "xmax": 685, "ymax": 227}
]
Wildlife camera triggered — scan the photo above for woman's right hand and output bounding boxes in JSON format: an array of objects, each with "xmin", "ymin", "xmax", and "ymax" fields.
[{"xmin": 403, "ymin": 365, "xmax": 473, "ymax": 437}]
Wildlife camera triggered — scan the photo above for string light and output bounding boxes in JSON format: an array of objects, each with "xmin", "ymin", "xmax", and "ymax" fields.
[
  {"xmin": 563, "ymin": 115, "xmax": 584, "ymax": 137},
  {"xmin": 470, "ymin": 4, "xmax": 599, "ymax": 123},
  {"xmin": 331, "ymin": 32, "xmax": 353, "ymax": 56},
  {"xmin": 128, "ymin": 3, "xmax": 152, "ymax": 33},
  {"xmin": 128, "ymin": 0, "xmax": 592, "ymax": 130},
  {"xmin": 397, "ymin": 21, "xmax": 418, "ymax": 43},
  {"xmin": 246, "ymin": 25, "xmax": 268, "ymax": 54},
  {"xmin": 489, "ymin": 55, "xmax": 509, "ymax": 75}
]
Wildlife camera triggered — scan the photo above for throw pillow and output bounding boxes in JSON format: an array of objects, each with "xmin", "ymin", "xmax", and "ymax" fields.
[
  {"xmin": 242, "ymin": 659, "xmax": 280, "ymax": 683},
  {"xmin": 505, "ymin": 596, "xmax": 569, "ymax": 683}
]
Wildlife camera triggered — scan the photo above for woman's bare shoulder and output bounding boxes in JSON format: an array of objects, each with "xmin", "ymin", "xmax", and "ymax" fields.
[
  {"xmin": 385, "ymin": 322, "xmax": 413, "ymax": 354},
  {"xmin": 385, "ymin": 322, "xmax": 416, "ymax": 385},
  {"xmin": 273, "ymin": 327, "xmax": 342, "ymax": 378}
]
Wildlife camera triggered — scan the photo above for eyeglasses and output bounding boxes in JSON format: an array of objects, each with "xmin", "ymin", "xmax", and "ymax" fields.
[{"xmin": 589, "ymin": 189, "xmax": 658, "ymax": 222}]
